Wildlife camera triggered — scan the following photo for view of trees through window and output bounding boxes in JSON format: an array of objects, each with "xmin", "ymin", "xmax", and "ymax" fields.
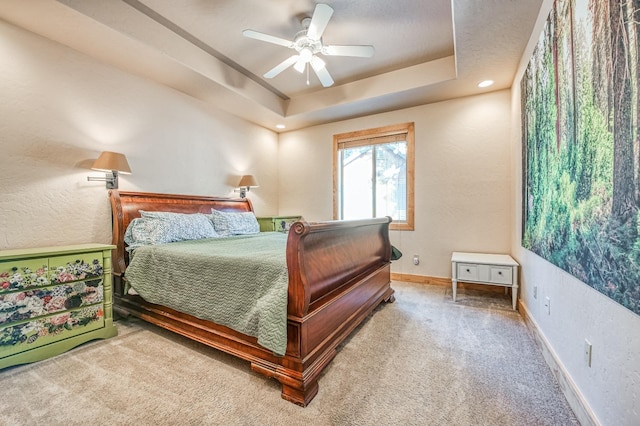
[
  {"xmin": 334, "ymin": 123, "xmax": 414, "ymax": 231},
  {"xmin": 340, "ymin": 142, "xmax": 407, "ymax": 221}
]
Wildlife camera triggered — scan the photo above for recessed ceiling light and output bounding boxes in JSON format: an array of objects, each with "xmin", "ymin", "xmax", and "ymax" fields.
[
  {"xmin": 478, "ymin": 80, "xmax": 494, "ymax": 88},
  {"xmin": 275, "ymin": 124, "xmax": 286, "ymax": 129}
]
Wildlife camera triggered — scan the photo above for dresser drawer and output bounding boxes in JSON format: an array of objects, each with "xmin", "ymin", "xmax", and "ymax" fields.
[
  {"xmin": 49, "ymin": 252, "xmax": 104, "ymax": 284},
  {"xmin": 489, "ymin": 266, "xmax": 513, "ymax": 285},
  {"xmin": 457, "ymin": 263, "xmax": 478, "ymax": 281},
  {"xmin": 0, "ymin": 281, "xmax": 104, "ymax": 326},
  {"xmin": 0, "ymin": 259, "xmax": 49, "ymax": 294},
  {"xmin": 0, "ymin": 304, "xmax": 105, "ymax": 359}
]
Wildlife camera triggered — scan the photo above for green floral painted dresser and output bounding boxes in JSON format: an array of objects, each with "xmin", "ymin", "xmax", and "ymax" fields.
[{"xmin": 0, "ymin": 243, "xmax": 117, "ymax": 369}]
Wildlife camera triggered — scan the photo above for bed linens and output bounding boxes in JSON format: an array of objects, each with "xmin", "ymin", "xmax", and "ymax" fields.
[{"xmin": 124, "ymin": 232, "xmax": 289, "ymax": 355}]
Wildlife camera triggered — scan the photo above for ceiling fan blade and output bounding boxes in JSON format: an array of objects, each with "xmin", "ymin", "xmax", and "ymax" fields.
[
  {"xmin": 311, "ymin": 56, "xmax": 334, "ymax": 87},
  {"xmin": 323, "ymin": 45, "xmax": 375, "ymax": 58},
  {"xmin": 306, "ymin": 4, "xmax": 333, "ymax": 40},
  {"xmin": 264, "ymin": 55, "xmax": 299, "ymax": 78},
  {"xmin": 242, "ymin": 29, "xmax": 293, "ymax": 48},
  {"xmin": 310, "ymin": 55, "xmax": 326, "ymax": 71}
]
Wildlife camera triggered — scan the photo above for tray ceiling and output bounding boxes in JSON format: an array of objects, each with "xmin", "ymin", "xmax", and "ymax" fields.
[{"xmin": 0, "ymin": 0, "xmax": 544, "ymax": 131}]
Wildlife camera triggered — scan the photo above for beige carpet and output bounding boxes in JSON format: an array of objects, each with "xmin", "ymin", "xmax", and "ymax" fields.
[{"xmin": 0, "ymin": 281, "xmax": 578, "ymax": 425}]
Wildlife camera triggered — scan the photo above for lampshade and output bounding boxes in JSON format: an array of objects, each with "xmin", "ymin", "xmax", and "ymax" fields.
[
  {"xmin": 238, "ymin": 175, "xmax": 259, "ymax": 188},
  {"xmin": 91, "ymin": 151, "xmax": 131, "ymax": 174}
]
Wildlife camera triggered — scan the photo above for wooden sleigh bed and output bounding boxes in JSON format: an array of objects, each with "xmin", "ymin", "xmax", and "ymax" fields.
[{"xmin": 109, "ymin": 190, "xmax": 395, "ymax": 406}]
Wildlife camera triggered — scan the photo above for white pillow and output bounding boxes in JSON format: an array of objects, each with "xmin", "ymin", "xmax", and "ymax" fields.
[{"xmin": 209, "ymin": 209, "xmax": 260, "ymax": 236}]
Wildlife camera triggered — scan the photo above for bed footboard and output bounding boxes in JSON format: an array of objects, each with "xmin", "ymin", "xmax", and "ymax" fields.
[
  {"xmin": 267, "ymin": 217, "xmax": 394, "ymax": 405},
  {"xmin": 287, "ymin": 217, "xmax": 393, "ymax": 317}
]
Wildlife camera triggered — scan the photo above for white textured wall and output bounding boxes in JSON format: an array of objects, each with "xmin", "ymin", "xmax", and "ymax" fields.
[
  {"xmin": 278, "ymin": 91, "xmax": 513, "ymax": 278},
  {"xmin": 0, "ymin": 20, "xmax": 278, "ymax": 250},
  {"xmin": 510, "ymin": 0, "xmax": 640, "ymax": 423}
]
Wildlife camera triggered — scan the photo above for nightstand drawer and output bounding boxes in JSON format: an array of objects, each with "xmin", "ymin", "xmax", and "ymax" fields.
[
  {"xmin": 490, "ymin": 266, "xmax": 512, "ymax": 285},
  {"xmin": 457, "ymin": 263, "xmax": 478, "ymax": 281},
  {"xmin": 451, "ymin": 252, "xmax": 520, "ymax": 310},
  {"xmin": 257, "ymin": 216, "xmax": 302, "ymax": 232}
]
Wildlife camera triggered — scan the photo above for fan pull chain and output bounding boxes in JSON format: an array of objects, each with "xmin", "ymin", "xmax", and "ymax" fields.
[{"xmin": 306, "ymin": 63, "xmax": 310, "ymax": 85}]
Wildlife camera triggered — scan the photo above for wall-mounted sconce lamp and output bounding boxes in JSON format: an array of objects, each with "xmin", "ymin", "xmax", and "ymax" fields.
[
  {"xmin": 237, "ymin": 174, "xmax": 259, "ymax": 198},
  {"xmin": 87, "ymin": 151, "xmax": 131, "ymax": 189}
]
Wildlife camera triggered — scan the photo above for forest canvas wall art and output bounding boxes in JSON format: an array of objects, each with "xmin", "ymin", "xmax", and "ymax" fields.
[{"xmin": 522, "ymin": 0, "xmax": 640, "ymax": 316}]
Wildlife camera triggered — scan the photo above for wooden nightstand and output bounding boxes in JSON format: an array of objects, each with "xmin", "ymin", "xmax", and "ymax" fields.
[
  {"xmin": 0, "ymin": 244, "xmax": 118, "ymax": 369},
  {"xmin": 451, "ymin": 252, "xmax": 519, "ymax": 310},
  {"xmin": 257, "ymin": 216, "xmax": 302, "ymax": 232}
]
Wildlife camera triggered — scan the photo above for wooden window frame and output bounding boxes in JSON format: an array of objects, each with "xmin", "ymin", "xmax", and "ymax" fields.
[{"xmin": 333, "ymin": 122, "xmax": 415, "ymax": 231}]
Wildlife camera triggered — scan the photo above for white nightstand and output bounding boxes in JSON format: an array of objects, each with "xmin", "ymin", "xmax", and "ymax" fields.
[{"xmin": 451, "ymin": 252, "xmax": 519, "ymax": 310}]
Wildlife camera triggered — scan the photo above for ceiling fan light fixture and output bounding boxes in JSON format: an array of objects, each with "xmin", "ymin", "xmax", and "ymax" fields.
[
  {"xmin": 294, "ymin": 59, "xmax": 306, "ymax": 73},
  {"xmin": 299, "ymin": 48, "xmax": 313, "ymax": 62},
  {"xmin": 295, "ymin": 47, "xmax": 316, "ymax": 73}
]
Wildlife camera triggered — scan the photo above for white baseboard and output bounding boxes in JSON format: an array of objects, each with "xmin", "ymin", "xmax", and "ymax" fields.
[{"xmin": 519, "ymin": 301, "xmax": 600, "ymax": 426}]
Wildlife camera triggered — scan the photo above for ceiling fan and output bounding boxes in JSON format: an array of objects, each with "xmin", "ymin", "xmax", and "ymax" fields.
[{"xmin": 242, "ymin": 3, "xmax": 374, "ymax": 87}]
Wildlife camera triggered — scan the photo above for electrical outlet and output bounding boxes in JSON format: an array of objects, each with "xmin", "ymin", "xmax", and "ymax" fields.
[
  {"xmin": 584, "ymin": 339, "xmax": 592, "ymax": 367},
  {"xmin": 544, "ymin": 297, "xmax": 551, "ymax": 315},
  {"xmin": 412, "ymin": 255, "xmax": 419, "ymax": 265},
  {"xmin": 533, "ymin": 286, "xmax": 538, "ymax": 299}
]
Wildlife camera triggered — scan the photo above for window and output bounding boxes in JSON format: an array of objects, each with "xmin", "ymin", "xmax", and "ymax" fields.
[{"xmin": 333, "ymin": 122, "xmax": 414, "ymax": 231}]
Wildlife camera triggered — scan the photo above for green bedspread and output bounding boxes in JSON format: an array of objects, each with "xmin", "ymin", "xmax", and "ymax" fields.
[{"xmin": 124, "ymin": 233, "xmax": 289, "ymax": 356}]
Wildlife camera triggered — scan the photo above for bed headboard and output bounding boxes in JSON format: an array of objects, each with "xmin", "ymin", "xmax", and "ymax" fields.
[{"xmin": 108, "ymin": 190, "xmax": 254, "ymax": 281}]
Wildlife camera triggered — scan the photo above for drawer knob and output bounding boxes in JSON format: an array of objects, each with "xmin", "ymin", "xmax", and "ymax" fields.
[
  {"xmin": 498, "ymin": 271, "xmax": 502, "ymax": 275},
  {"xmin": 466, "ymin": 268, "xmax": 470, "ymax": 272}
]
